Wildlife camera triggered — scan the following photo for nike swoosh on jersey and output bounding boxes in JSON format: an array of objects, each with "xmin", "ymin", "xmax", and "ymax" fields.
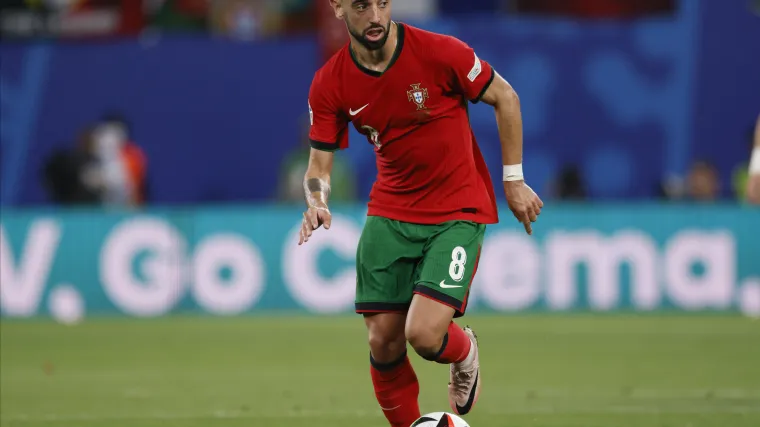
[
  {"xmin": 440, "ymin": 280, "xmax": 463, "ymax": 289},
  {"xmin": 349, "ymin": 104, "xmax": 369, "ymax": 116}
]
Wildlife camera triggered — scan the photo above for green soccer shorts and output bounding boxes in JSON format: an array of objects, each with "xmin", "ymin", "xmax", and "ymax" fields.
[{"xmin": 355, "ymin": 215, "xmax": 486, "ymax": 318}]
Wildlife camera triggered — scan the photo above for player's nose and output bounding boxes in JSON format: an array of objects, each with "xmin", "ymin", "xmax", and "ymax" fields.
[{"xmin": 368, "ymin": 5, "xmax": 381, "ymax": 23}]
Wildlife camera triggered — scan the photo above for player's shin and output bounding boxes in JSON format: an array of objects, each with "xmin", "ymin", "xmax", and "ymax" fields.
[{"xmin": 370, "ymin": 350, "xmax": 421, "ymax": 427}]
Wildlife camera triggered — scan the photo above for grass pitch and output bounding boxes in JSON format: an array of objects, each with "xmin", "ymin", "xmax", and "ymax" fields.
[{"xmin": 2, "ymin": 314, "xmax": 759, "ymax": 427}]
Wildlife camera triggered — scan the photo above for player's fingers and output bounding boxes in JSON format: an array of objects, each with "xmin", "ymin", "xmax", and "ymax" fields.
[
  {"xmin": 299, "ymin": 224, "xmax": 307, "ymax": 245},
  {"xmin": 528, "ymin": 209, "xmax": 538, "ymax": 223},
  {"xmin": 520, "ymin": 211, "xmax": 533, "ymax": 235},
  {"xmin": 523, "ymin": 219, "xmax": 533, "ymax": 235},
  {"xmin": 321, "ymin": 211, "xmax": 332, "ymax": 230},
  {"xmin": 298, "ymin": 218, "xmax": 307, "ymax": 244},
  {"xmin": 301, "ymin": 216, "xmax": 315, "ymax": 241},
  {"xmin": 304, "ymin": 210, "xmax": 317, "ymax": 229},
  {"xmin": 309, "ymin": 211, "xmax": 320, "ymax": 229}
]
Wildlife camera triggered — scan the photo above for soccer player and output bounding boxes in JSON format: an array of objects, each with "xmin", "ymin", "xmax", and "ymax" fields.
[
  {"xmin": 298, "ymin": 1, "xmax": 543, "ymax": 426},
  {"xmin": 747, "ymin": 114, "xmax": 760, "ymax": 204}
]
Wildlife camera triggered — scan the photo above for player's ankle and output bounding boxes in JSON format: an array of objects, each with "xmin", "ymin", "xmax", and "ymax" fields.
[{"xmin": 455, "ymin": 340, "xmax": 475, "ymax": 367}]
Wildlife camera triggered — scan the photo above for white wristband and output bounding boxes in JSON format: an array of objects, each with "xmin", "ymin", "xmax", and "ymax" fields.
[
  {"xmin": 750, "ymin": 147, "xmax": 760, "ymax": 174},
  {"xmin": 503, "ymin": 164, "xmax": 524, "ymax": 181}
]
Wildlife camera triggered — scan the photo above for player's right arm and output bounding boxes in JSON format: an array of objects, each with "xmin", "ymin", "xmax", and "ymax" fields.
[
  {"xmin": 298, "ymin": 72, "xmax": 349, "ymax": 245},
  {"xmin": 300, "ymin": 149, "xmax": 334, "ymax": 244},
  {"xmin": 747, "ymin": 113, "xmax": 760, "ymax": 204}
]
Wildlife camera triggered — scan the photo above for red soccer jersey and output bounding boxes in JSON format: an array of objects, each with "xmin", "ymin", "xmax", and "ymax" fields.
[{"xmin": 308, "ymin": 23, "xmax": 499, "ymax": 225}]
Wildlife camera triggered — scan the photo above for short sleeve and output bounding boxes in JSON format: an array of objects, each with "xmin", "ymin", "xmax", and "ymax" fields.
[
  {"xmin": 444, "ymin": 37, "xmax": 496, "ymax": 104},
  {"xmin": 308, "ymin": 73, "xmax": 349, "ymax": 151}
]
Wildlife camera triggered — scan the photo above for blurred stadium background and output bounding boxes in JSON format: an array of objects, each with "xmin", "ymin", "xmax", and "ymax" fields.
[{"xmin": 1, "ymin": 1, "xmax": 759, "ymax": 426}]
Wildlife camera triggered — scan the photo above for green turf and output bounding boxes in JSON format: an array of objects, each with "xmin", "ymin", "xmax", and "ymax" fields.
[{"xmin": 2, "ymin": 315, "xmax": 759, "ymax": 427}]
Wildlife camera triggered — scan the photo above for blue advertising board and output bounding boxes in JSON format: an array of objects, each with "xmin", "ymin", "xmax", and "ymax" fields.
[
  {"xmin": 2, "ymin": 204, "xmax": 758, "ymax": 320},
  {"xmin": 1, "ymin": 0, "xmax": 759, "ymax": 207}
]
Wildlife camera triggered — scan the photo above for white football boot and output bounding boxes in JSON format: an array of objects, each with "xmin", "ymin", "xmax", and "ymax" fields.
[{"xmin": 448, "ymin": 326, "xmax": 481, "ymax": 415}]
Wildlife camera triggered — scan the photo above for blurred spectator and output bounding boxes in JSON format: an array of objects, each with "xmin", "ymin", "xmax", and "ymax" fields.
[
  {"xmin": 686, "ymin": 159, "xmax": 720, "ymax": 201},
  {"xmin": 751, "ymin": 0, "xmax": 760, "ymax": 16},
  {"xmin": 655, "ymin": 174, "xmax": 686, "ymax": 200},
  {"xmin": 510, "ymin": 0, "xmax": 676, "ymax": 18},
  {"xmin": 279, "ymin": 0, "xmax": 316, "ymax": 33},
  {"xmin": 208, "ymin": 0, "xmax": 271, "ymax": 39},
  {"xmin": 0, "ymin": 0, "xmax": 144, "ymax": 38},
  {"xmin": 731, "ymin": 124, "xmax": 757, "ymax": 201},
  {"xmin": 317, "ymin": 0, "xmax": 349, "ymax": 63},
  {"xmin": 278, "ymin": 115, "xmax": 357, "ymax": 203},
  {"xmin": 549, "ymin": 164, "xmax": 587, "ymax": 200},
  {"xmin": 147, "ymin": 0, "xmax": 208, "ymax": 32},
  {"xmin": 42, "ymin": 126, "xmax": 102, "ymax": 205},
  {"xmin": 93, "ymin": 114, "xmax": 149, "ymax": 207},
  {"xmin": 207, "ymin": 0, "xmax": 314, "ymax": 40}
]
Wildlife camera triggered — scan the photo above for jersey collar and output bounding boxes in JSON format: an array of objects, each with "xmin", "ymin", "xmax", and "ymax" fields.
[{"xmin": 349, "ymin": 22, "xmax": 405, "ymax": 78}]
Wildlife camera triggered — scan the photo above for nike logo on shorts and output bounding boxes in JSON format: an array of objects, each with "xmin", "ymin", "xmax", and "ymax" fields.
[{"xmin": 440, "ymin": 280, "xmax": 463, "ymax": 289}]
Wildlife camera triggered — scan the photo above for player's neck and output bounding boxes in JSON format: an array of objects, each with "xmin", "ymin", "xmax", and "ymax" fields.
[{"xmin": 350, "ymin": 21, "xmax": 398, "ymax": 73}]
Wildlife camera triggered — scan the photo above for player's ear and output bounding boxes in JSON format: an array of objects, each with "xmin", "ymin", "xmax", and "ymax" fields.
[{"xmin": 330, "ymin": 0, "xmax": 344, "ymax": 19}]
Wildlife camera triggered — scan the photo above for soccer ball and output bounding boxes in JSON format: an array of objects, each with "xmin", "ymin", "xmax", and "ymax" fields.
[{"xmin": 410, "ymin": 412, "xmax": 470, "ymax": 427}]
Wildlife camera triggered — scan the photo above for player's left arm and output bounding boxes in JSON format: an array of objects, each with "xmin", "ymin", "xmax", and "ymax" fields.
[
  {"xmin": 478, "ymin": 72, "xmax": 524, "ymax": 179},
  {"xmin": 443, "ymin": 36, "xmax": 543, "ymax": 233},
  {"xmin": 479, "ymin": 72, "xmax": 544, "ymax": 234}
]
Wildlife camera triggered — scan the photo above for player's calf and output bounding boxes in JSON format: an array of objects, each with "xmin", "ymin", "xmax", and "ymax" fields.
[
  {"xmin": 406, "ymin": 295, "xmax": 481, "ymax": 416},
  {"xmin": 365, "ymin": 313, "xmax": 421, "ymax": 427}
]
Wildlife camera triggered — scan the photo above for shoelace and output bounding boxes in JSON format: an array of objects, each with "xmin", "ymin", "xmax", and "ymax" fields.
[{"xmin": 452, "ymin": 369, "xmax": 475, "ymax": 393}]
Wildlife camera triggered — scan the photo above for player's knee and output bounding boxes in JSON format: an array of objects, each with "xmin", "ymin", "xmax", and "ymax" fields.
[
  {"xmin": 368, "ymin": 329, "xmax": 406, "ymax": 363},
  {"xmin": 405, "ymin": 322, "xmax": 442, "ymax": 360}
]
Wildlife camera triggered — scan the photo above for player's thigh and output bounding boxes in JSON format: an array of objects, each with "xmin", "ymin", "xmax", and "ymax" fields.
[
  {"xmin": 413, "ymin": 220, "xmax": 485, "ymax": 317},
  {"xmin": 355, "ymin": 216, "xmax": 424, "ymax": 313}
]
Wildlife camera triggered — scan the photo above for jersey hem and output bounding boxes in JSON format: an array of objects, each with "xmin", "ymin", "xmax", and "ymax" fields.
[
  {"xmin": 309, "ymin": 139, "xmax": 340, "ymax": 152},
  {"xmin": 367, "ymin": 206, "xmax": 498, "ymax": 225}
]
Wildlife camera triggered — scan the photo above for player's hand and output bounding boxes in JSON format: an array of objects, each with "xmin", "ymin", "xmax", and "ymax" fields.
[
  {"xmin": 503, "ymin": 180, "xmax": 543, "ymax": 235},
  {"xmin": 298, "ymin": 205, "xmax": 332, "ymax": 245},
  {"xmin": 747, "ymin": 174, "xmax": 760, "ymax": 204}
]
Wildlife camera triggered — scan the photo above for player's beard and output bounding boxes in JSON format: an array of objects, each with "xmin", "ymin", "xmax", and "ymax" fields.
[{"xmin": 347, "ymin": 20, "xmax": 392, "ymax": 51}]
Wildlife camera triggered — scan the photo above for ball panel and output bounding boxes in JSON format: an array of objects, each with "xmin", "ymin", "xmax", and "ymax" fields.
[{"xmin": 410, "ymin": 412, "xmax": 470, "ymax": 427}]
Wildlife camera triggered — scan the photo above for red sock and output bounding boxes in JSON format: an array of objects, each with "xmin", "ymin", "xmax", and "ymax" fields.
[
  {"xmin": 370, "ymin": 351, "xmax": 421, "ymax": 427},
  {"xmin": 434, "ymin": 322, "xmax": 472, "ymax": 364}
]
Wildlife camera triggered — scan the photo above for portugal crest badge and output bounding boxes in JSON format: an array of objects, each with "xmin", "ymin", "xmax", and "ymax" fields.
[{"xmin": 407, "ymin": 83, "xmax": 429, "ymax": 110}]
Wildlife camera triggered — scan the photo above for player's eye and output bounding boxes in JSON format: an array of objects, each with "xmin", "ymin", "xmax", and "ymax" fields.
[{"xmin": 379, "ymin": 1, "xmax": 389, "ymax": 7}]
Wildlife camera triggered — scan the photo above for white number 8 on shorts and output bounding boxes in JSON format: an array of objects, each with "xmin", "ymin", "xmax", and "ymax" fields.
[{"xmin": 448, "ymin": 246, "xmax": 467, "ymax": 282}]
